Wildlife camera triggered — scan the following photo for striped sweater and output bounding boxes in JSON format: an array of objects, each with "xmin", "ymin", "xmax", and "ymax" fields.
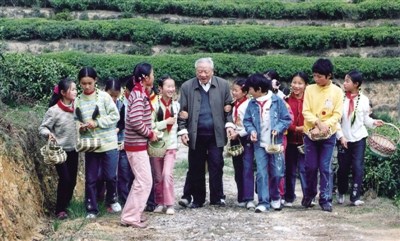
[
  {"xmin": 124, "ymin": 86, "xmax": 154, "ymax": 152},
  {"xmin": 74, "ymin": 90, "xmax": 119, "ymax": 152}
]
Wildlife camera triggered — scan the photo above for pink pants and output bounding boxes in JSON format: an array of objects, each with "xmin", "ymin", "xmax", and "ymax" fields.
[
  {"xmin": 121, "ymin": 150, "xmax": 152, "ymax": 224},
  {"xmin": 151, "ymin": 149, "xmax": 176, "ymax": 206}
]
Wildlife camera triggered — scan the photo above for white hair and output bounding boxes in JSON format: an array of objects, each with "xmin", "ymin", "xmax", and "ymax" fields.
[{"xmin": 195, "ymin": 57, "xmax": 214, "ymax": 70}]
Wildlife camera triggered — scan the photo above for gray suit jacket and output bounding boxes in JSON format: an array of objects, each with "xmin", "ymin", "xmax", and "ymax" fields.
[{"xmin": 178, "ymin": 76, "xmax": 233, "ymax": 149}]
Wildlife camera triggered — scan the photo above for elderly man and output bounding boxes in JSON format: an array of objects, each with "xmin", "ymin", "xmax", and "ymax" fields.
[{"xmin": 178, "ymin": 57, "xmax": 234, "ymax": 208}]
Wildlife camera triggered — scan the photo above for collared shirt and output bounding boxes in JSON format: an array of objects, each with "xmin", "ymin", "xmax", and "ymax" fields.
[{"xmin": 199, "ymin": 79, "xmax": 212, "ymax": 92}]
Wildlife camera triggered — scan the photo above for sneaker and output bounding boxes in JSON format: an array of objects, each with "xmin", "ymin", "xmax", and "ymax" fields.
[
  {"xmin": 178, "ymin": 198, "xmax": 190, "ymax": 208},
  {"xmin": 210, "ymin": 199, "xmax": 226, "ymax": 207},
  {"xmin": 166, "ymin": 206, "xmax": 175, "ymax": 215},
  {"xmin": 153, "ymin": 205, "xmax": 165, "ymax": 213},
  {"xmin": 311, "ymin": 199, "xmax": 317, "ymax": 207},
  {"xmin": 321, "ymin": 203, "xmax": 333, "ymax": 212},
  {"xmin": 255, "ymin": 205, "xmax": 268, "ymax": 213},
  {"xmin": 280, "ymin": 199, "xmax": 286, "ymax": 205},
  {"xmin": 237, "ymin": 202, "xmax": 246, "ymax": 207},
  {"xmin": 189, "ymin": 203, "xmax": 203, "ymax": 209},
  {"xmin": 56, "ymin": 211, "xmax": 68, "ymax": 220},
  {"xmin": 245, "ymin": 201, "xmax": 256, "ymax": 210},
  {"xmin": 108, "ymin": 202, "xmax": 122, "ymax": 213},
  {"xmin": 301, "ymin": 197, "xmax": 313, "ymax": 208},
  {"xmin": 86, "ymin": 213, "xmax": 97, "ymax": 219},
  {"xmin": 337, "ymin": 194, "xmax": 345, "ymax": 204},
  {"xmin": 284, "ymin": 202, "xmax": 293, "ymax": 207},
  {"xmin": 144, "ymin": 205, "xmax": 155, "ymax": 212},
  {"xmin": 352, "ymin": 200, "xmax": 364, "ymax": 206},
  {"xmin": 271, "ymin": 199, "xmax": 282, "ymax": 211}
]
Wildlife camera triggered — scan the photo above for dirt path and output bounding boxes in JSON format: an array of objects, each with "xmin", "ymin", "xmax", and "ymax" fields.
[{"xmin": 34, "ymin": 145, "xmax": 400, "ymax": 241}]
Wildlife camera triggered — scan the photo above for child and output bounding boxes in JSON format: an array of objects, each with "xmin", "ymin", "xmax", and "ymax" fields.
[
  {"xmin": 302, "ymin": 58, "xmax": 343, "ymax": 212},
  {"xmin": 39, "ymin": 78, "xmax": 78, "ymax": 220},
  {"xmin": 284, "ymin": 72, "xmax": 309, "ymax": 207},
  {"xmin": 336, "ymin": 70, "xmax": 383, "ymax": 206},
  {"xmin": 106, "ymin": 78, "xmax": 134, "ymax": 206},
  {"xmin": 121, "ymin": 62, "xmax": 157, "ymax": 228},
  {"xmin": 75, "ymin": 67, "xmax": 121, "ymax": 219},
  {"xmin": 243, "ymin": 73, "xmax": 291, "ymax": 213},
  {"xmin": 151, "ymin": 75, "xmax": 180, "ymax": 215},
  {"xmin": 228, "ymin": 78, "xmax": 255, "ymax": 209}
]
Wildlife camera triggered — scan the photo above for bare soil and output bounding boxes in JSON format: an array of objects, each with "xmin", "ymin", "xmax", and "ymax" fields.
[{"xmin": 33, "ymin": 145, "xmax": 400, "ymax": 241}]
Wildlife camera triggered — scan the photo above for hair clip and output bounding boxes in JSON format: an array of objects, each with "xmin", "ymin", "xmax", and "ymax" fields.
[{"xmin": 53, "ymin": 85, "xmax": 59, "ymax": 94}]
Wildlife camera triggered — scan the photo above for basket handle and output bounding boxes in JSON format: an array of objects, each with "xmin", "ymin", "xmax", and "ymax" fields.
[{"xmin": 382, "ymin": 122, "xmax": 400, "ymax": 144}]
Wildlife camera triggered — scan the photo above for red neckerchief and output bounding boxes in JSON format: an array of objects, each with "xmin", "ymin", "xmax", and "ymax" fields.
[
  {"xmin": 234, "ymin": 97, "xmax": 247, "ymax": 124},
  {"xmin": 257, "ymin": 100, "xmax": 268, "ymax": 119},
  {"xmin": 161, "ymin": 98, "xmax": 173, "ymax": 132},
  {"xmin": 134, "ymin": 82, "xmax": 154, "ymax": 112},
  {"xmin": 346, "ymin": 91, "xmax": 357, "ymax": 118},
  {"xmin": 83, "ymin": 89, "xmax": 95, "ymax": 95},
  {"xmin": 57, "ymin": 100, "xmax": 74, "ymax": 113}
]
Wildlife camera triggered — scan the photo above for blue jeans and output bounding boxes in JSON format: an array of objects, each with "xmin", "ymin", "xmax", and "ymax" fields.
[
  {"xmin": 254, "ymin": 144, "xmax": 284, "ymax": 208},
  {"xmin": 117, "ymin": 150, "xmax": 134, "ymax": 205},
  {"xmin": 85, "ymin": 149, "xmax": 118, "ymax": 214},
  {"xmin": 284, "ymin": 143, "xmax": 306, "ymax": 203},
  {"xmin": 337, "ymin": 138, "xmax": 366, "ymax": 202},
  {"xmin": 231, "ymin": 136, "xmax": 255, "ymax": 203},
  {"xmin": 303, "ymin": 135, "xmax": 336, "ymax": 205}
]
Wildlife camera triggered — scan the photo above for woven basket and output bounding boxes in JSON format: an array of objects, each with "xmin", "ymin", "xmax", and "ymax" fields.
[
  {"xmin": 226, "ymin": 138, "xmax": 244, "ymax": 157},
  {"xmin": 40, "ymin": 139, "xmax": 67, "ymax": 165},
  {"xmin": 148, "ymin": 140, "xmax": 167, "ymax": 158},
  {"xmin": 265, "ymin": 134, "xmax": 283, "ymax": 154},
  {"xmin": 367, "ymin": 122, "xmax": 399, "ymax": 157}
]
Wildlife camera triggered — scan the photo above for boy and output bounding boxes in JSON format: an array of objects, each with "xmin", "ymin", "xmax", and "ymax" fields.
[
  {"xmin": 302, "ymin": 58, "xmax": 343, "ymax": 212},
  {"xmin": 243, "ymin": 73, "xmax": 291, "ymax": 212}
]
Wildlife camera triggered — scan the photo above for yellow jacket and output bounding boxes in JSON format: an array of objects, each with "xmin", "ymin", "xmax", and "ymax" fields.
[{"xmin": 302, "ymin": 81, "xmax": 343, "ymax": 133}]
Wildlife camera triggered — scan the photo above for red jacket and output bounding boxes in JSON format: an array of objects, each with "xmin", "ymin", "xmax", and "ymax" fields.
[{"xmin": 286, "ymin": 94, "xmax": 304, "ymax": 144}]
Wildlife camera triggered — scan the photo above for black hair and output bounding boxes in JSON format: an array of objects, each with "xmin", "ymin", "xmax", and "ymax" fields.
[
  {"xmin": 158, "ymin": 74, "xmax": 173, "ymax": 88},
  {"xmin": 312, "ymin": 58, "xmax": 334, "ymax": 78},
  {"xmin": 233, "ymin": 78, "xmax": 249, "ymax": 92},
  {"xmin": 119, "ymin": 75, "xmax": 134, "ymax": 91},
  {"xmin": 156, "ymin": 75, "xmax": 175, "ymax": 122},
  {"xmin": 133, "ymin": 62, "xmax": 153, "ymax": 83},
  {"xmin": 346, "ymin": 69, "xmax": 363, "ymax": 87},
  {"xmin": 264, "ymin": 69, "xmax": 280, "ymax": 81},
  {"xmin": 78, "ymin": 66, "xmax": 97, "ymax": 81},
  {"xmin": 105, "ymin": 78, "xmax": 121, "ymax": 92},
  {"xmin": 245, "ymin": 73, "xmax": 271, "ymax": 93},
  {"xmin": 49, "ymin": 77, "xmax": 74, "ymax": 107},
  {"xmin": 292, "ymin": 71, "xmax": 309, "ymax": 84}
]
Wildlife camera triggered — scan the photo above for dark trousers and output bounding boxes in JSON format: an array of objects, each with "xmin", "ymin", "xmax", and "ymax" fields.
[
  {"xmin": 185, "ymin": 135, "xmax": 225, "ymax": 205},
  {"xmin": 284, "ymin": 143, "xmax": 306, "ymax": 202},
  {"xmin": 231, "ymin": 136, "xmax": 255, "ymax": 203},
  {"xmin": 85, "ymin": 149, "xmax": 118, "ymax": 214},
  {"xmin": 55, "ymin": 151, "xmax": 79, "ymax": 214},
  {"xmin": 303, "ymin": 135, "xmax": 336, "ymax": 205},
  {"xmin": 337, "ymin": 138, "xmax": 366, "ymax": 202},
  {"xmin": 117, "ymin": 150, "xmax": 134, "ymax": 205}
]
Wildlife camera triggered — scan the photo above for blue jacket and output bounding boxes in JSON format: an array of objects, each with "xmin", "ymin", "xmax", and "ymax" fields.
[{"xmin": 243, "ymin": 94, "xmax": 291, "ymax": 145}]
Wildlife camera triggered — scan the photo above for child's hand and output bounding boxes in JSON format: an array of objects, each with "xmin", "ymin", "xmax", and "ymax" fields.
[
  {"xmin": 250, "ymin": 131, "xmax": 257, "ymax": 142},
  {"xmin": 229, "ymin": 132, "xmax": 239, "ymax": 140},
  {"xmin": 226, "ymin": 127, "xmax": 235, "ymax": 139},
  {"xmin": 179, "ymin": 111, "xmax": 189, "ymax": 119},
  {"xmin": 317, "ymin": 122, "xmax": 329, "ymax": 136},
  {"xmin": 166, "ymin": 117, "xmax": 176, "ymax": 125},
  {"xmin": 48, "ymin": 133, "xmax": 56, "ymax": 141},
  {"xmin": 79, "ymin": 123, "xmax": 88, "ymax": 131},
  {"xmin": 374, "ymin": 120, "xmax": 384, "ymax": 127},
  {"xmin": 340, "ymin": 136, "xmax": 348, "ymax": 149},
  {"xmin": 86, "ymin": 120, "xmax": 97, "ymax": 129},
  {"xmin": 149, "ymin": 132, "xmax": 158, "ymax": 142},
  {"xmin": 295, "ymin": 126, "xmax": 304, "ymax": 133}
]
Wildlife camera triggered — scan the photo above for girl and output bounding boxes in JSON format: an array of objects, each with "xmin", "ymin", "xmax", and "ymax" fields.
[
  {"xmin": 151, "ymin": 75, "xmax": 180, "ymax": 215},
  {"xmin": 243, "ymin": 73, "xmax": 292, "ymax": 213},
  {"xmin": 336, "ymin": 70, "xmax": 383, "ymax": 206},
  {"xmin": 39, "ymin": 77, "xmax": 78, "ymax": 220},
  {"xmin": 284, "ymin": 72, "xmax": 309, "ymax": 207},
  {"xmin": 105, "ymin": 78, "xmax": 134, "ymax": 206},
  {"xmin": 75, "ymin": 67, "xmax": 121, "ymax": 219},
  {"xmin": 228, "ymin": 78, "xmax": 255, "ymax": 209},
  {"xmin": 121, "ymin": 62, "xmax": 157, "ymax": 228}
]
